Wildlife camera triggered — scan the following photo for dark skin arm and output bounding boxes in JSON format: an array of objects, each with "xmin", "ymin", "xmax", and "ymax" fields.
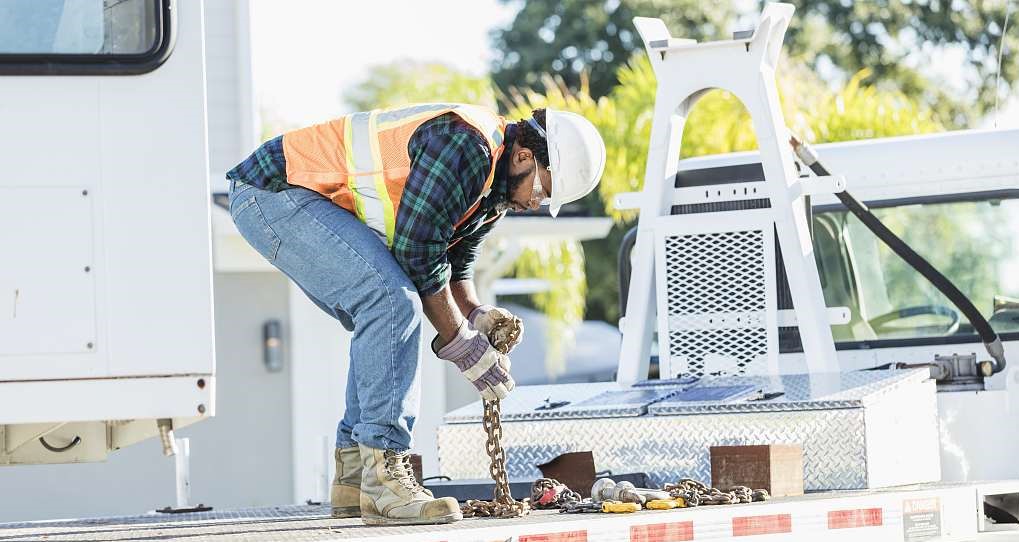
[
  {"xmin": 450, "ymin": 280, "xmax": 483, "ymax": 318},
  {"xmin": 422, "ymin": 285, "xmax": 467, "ymax": 346},
  {"xmin": 423, "ymin": 281, "xmax": 483, "ymax": 347}
]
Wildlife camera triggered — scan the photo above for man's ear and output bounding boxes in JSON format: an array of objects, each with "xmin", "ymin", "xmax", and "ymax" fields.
[{"xmin": 514, "ymin": 147, "xmax": 533, "ymax": 165}]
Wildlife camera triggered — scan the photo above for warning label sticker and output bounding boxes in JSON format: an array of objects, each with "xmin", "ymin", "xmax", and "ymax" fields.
[{"xmin": 902, "ymin": 497, "xmax": 941, "ymax": 542}]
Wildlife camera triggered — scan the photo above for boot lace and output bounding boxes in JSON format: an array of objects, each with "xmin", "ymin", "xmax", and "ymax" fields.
[{"xmin": 383, "ymin": 450, "xmax": 425, "ymax": 493}]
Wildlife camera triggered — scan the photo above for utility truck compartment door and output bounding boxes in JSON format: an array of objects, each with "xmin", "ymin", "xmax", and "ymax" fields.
[{"xmin": 0, "ymin": 187, "xmax": 96, "ymax": 356}]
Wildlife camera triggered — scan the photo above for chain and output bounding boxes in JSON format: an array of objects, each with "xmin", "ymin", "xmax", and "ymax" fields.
[
  {"xmin": 487, "ymin": 311, "xmax": 522, "ymax": 353},
  {"xmin": 531, "ymin": 478, "xmax": 582, "ymax": 509},
  {"xmin": 663, "ymin": 479, "xmax": 770, "ymax": 506},
  {"xmin": 459, "ymin": 314, "xmax": 530, "ymax": 518},
  {"xmin": 460, "ymin": 399, "xmax": 530, "ymax": 518}
]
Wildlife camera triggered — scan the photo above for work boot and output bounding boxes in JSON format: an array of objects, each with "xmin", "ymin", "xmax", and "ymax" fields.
[
  {"xmin": 331, "ymin": 446, "xmax": 362, "ymax": 518},
  {"xmin": 358, "ymin": 444, "xmax": 462, "ymax": 526}
]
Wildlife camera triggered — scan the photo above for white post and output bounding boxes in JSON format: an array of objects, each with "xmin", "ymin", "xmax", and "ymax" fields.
[
  {"xmin": 174, "ymin": 437, "xmax": 191, "ymax": 509},
  {"xmin": 321, "ymin": 434, "xmax": 333, "ymax": 504}
]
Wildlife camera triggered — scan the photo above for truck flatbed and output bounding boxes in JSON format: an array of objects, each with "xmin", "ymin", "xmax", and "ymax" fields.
[{"xmin": 3, "ymin": 481, "xmax": 1017, "ymax": 541}]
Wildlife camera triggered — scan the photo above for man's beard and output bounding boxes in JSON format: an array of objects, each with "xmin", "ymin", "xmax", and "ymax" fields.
[{"xmin": 496, "ymin": 163, "xmax": 535, "ymax": 213}]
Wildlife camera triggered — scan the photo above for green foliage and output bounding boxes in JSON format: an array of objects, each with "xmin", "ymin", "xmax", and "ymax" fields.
[
  {"xmin": 344, "ymin": 61, "xmax": 498, "ymax": 111},
  {"xmin": 259, "ymin": 107, "xmax": 299, "ymax": 143},
  {"xmin": 492, "ymin": 0, "xmax": 1017, "ymax": 127},
  {"xmin": 588, "ymin": 55, "xmax": 941, "ymax": 223},
  {"xmin": 815, "ymin": 68, "xmax": 944, "ymax": 140},
  {"xmin": 781, "ymin": 0, "xmax": 1018, "ymax": 127},
  {"xmin": 490, "ymin": 0, "xmax": 737, "ymax": 99},
  {"xmin": 511, "ymin": 240, "xmax": 587, "ymax": 379}
]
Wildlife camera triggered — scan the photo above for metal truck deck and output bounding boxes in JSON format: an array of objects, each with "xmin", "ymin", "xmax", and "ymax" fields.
[{"xmin": 3, "ymin": 481, "xmax": 1017, "ymax": 541}]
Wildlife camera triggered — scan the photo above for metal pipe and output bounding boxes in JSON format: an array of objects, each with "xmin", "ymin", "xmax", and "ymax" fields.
[
  {"xmin": 618, "ymin": 225, "xmax": 639, "ymax": 318},
  {"xmin": 157, "ymin": 418, "xmax": 177, "ymax": 457}
]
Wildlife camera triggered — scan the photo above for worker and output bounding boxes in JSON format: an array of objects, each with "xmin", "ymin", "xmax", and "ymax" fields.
[{"xmin": 226, "ymin": 103, "xmax": 605, "ymax": 526}]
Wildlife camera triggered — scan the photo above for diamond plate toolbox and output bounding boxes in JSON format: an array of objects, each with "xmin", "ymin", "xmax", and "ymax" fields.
[{"xmin": 437, "ymin": 369, "xmax": 940, "ymax": 490}]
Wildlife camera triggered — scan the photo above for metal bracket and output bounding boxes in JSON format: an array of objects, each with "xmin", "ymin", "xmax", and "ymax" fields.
[
  {"xmin": 777, "ymin": 307, "xmax": 851, "ymax": 327},
  {"xmin": 791, "ymin": 174, "xmax": 847, "ymax": 199},
  {"xmin": 647, "ymin": 38, "xmax": 698, "ymax": 51},
  {"xmin": 4, "ymin": 423, "xmax": 66, "ymax": 454}
]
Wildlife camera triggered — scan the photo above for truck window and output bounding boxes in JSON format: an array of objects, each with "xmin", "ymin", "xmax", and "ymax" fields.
[
  {"xmin": 815, "ymin": 195, "xmax": 1019, "ymax": 344},
  {"xmin": 0, "ymin": 0, "xmax": 172, "ymax": 75}
]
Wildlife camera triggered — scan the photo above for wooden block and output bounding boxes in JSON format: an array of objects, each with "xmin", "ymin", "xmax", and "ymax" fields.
[
  {"xmin": 537, "ymin": 451, "xmax": 596, "ymax": 498},
  {"xmin": 710, "ymin": 444, "xmax": 804, "ymax": 497}
]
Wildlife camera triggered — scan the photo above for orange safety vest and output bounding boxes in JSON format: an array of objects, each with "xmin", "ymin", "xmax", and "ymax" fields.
[{"xmin": 281, "ymin": 103, "xmax": 507, "ymax": 248}]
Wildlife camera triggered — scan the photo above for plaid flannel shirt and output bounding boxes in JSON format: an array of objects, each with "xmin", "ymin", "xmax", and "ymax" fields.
[{"xmin": 226, "ymin": 113, "xmax": 513, "ymax": 296}]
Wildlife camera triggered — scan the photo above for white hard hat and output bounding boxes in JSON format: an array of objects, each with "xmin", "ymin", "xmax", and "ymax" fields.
[{"xmin": 539, "ymin": 109, "xmax": 606, "ymax": 217}]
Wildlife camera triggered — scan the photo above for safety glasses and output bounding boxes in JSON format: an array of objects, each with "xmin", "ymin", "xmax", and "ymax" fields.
[{"xmin": 529, "ymin": 157, "xmax": 552, "ymax": 206}]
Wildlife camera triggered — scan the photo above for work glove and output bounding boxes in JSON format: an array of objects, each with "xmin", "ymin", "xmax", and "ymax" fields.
[
  {"xmin": 469, "ymin": 305, "xmax": 524, "ymax": 354},
  {"xmin": 434, "ymin": 320, "xmax": 515, "ymax": 401}
]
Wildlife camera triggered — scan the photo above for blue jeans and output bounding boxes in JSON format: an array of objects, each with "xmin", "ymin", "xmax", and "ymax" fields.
[{"xmin": 228, "ymin": 179, "xmax": 422, "ymax": 451}]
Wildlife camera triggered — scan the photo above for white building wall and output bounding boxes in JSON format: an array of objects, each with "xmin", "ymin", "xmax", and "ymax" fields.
[{"xmin": 204, "ymin": 0, "xmax": 258, "ymax": 192}]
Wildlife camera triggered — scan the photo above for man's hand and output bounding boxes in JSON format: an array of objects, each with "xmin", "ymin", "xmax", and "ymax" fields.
[
  {"xmin": 434, "ymin": 321, "xmax": 514, "ymax": 401},
  {"xmin": 469, "ymin": 305, "xmax": 524, "ymax": 354}
]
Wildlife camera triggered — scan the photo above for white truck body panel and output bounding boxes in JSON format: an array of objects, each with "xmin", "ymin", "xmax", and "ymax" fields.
[{"xmin": 0, "ymin": 0, "xmax": 214, "ymax": 454}]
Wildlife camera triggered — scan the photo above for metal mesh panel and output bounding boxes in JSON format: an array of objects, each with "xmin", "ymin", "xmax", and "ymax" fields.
[
  {"xmin": 670, "ymin": 164, "xmax": 805, "ymax": 353},
  {"xmin": 664, "ymin": 230, "xmax": 768, "ymax": 377}
]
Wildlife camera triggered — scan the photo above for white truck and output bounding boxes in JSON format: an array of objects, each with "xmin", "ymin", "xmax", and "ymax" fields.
[
  {"xmin": 0, "ymin": 0, "xmax": 214, "ymax": 464},
  {"xmin": 1, "ymin": 1, "xmax": 1018, "ymax": 541}
]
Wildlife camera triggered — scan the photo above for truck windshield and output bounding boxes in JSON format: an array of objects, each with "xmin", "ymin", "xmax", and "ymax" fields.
[{"xmin": 814, "ymin": 196, "xmax": 1019, "ymax": 343}]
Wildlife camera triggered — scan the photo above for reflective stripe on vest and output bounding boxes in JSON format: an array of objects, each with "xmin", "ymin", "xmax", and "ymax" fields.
[
  {"xmin": 282, "ymin": 104, "xmax": 506, "ymax": 248},
  {"xmin": 344, "ymin": 111, "xmax": 396, "ymax": 242}
]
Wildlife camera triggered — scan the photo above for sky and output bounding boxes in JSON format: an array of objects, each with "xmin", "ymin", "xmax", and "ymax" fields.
[{"xmin": 249, "ymin": 0, "xmax": 518, "ymax": 128}]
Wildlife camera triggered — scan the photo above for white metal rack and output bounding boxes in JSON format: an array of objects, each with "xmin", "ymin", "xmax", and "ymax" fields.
[{"xmin": 616, "ymin": 3, "xmax": 842, "ymax": 383}]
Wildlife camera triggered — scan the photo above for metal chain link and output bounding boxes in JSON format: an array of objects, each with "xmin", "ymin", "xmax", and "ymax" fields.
[
  {"xmin": 460, "ymin": 399, "xmax": 530, "ymax": 518},
  {"xmin": 461, "ymin": 311, "xmax": 768, "ymax": 517},
  {"xmin": 461, "ymin": 315, "xmax": 530, "ymax": 519},
  {"xmin": 663, "ymin": 478, "xmax": 770, "ymax": 506},
  {"xmin": 531, "ymin": 478, "xmax": 582, "ymax": 509}
]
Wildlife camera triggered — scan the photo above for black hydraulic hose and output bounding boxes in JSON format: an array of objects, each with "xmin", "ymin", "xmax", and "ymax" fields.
[
  {"xmin": 790, "ymin": 135, "xmax": 1006, "ymax": 374},
  {"xmin": 618, "ymin": 225, "xmax": 639, "ymax": 318}
]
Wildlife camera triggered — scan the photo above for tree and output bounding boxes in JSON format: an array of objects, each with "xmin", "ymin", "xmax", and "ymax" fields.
[
  {"xmin": 490, "ymin": 0, "xmax": 737, "ymax": 99},
  {"xmin": 344, "ymin": 60, "xmax": 497, "ymax": 111},
  {"xmin": 782, "ymin": 0, "xmax": 1018, "ymax": 127},
  {"xmin": 491, "ymin": 0, "xmax": 1017, "ymax": 127}
]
